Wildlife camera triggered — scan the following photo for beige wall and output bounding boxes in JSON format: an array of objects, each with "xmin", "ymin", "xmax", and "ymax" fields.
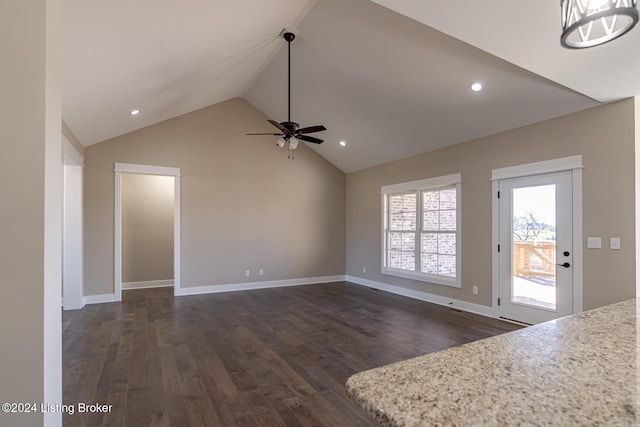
[
  {"xmin": 84, "ymin": 97, "xmax": 346, "ymax": 296},
  {"xmin": 0, "ymin": 0, "xmax": 63, "ymax": 425},
  {"xmin": 122, "ymin": 173, "xmax": 174, "ymax": 283},
  {"xmin": 347, "ymin": 99, "xmax": 636, "ymax": 311}
]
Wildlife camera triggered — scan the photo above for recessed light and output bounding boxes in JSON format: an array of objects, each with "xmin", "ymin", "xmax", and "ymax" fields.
[
  {"xmin": 470, "ymin": 83, "xmax": 482, "ymax": 92},
  {"xmin": 129, "ymin": 109, "xmax": 140, "ymax": 116},
  {"xmin": 339, "ymin": 140, "xmax": 347, "ymax": 147}
]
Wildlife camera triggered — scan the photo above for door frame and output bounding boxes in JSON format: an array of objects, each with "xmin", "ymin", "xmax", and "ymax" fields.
[
  {"xmin": 491, "ymin": 155, "xmax": 583, "ymax": 321},
  {"xmin": 114, "ymin": 163, "xmax": 181, "ymax": 301},
  {"xmin": 62, "ymin": 135, "xmax": 84, "ymax": 310}
]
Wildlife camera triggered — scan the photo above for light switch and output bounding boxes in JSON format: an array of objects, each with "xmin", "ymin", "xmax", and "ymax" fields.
[
  {"xmin": 610, "ymin": 237, "xmax": 621, "ymax": 250},
  {"xmin": 587, "ymin": 237, "xmax": 602, "ymax": 249}
]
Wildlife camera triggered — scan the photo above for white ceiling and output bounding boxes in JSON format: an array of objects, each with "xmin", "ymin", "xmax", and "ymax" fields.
[
  {"xmin": 369, "ymin": 0, "xmax": 640, "ymax": 103},
  {"xmin": 63, "ymin": 0, "xmax": 316, "ymax": 145},
  {"xmin": 63, "ymin": 0, "xmax": 639, "ymax": 173}
]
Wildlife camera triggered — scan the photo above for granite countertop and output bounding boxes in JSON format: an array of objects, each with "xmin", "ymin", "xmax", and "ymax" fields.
[{"xmin": 346, "ymin": 298, "xmax": 638, "ymax": 426}]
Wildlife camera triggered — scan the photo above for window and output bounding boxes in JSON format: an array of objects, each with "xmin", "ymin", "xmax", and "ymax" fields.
[{"xmin": 382, "ymin": 174, "xmax": 461, "ymax": 287}]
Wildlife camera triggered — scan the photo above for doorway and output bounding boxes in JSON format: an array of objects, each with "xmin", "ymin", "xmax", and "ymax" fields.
[
  {"xmin": 62, "ymin": 136, "xmax": 84, "ymax": 310},
  {"xmin": 114, "ymin": 163, "xmax": 181, "ymax": 300},
  {"xmin": 498, "ymin": 172, "xmax": 572, "ymax": 324},
  {"xmin": 122, "ymin": 173, "xmax": 175, "ymax": 290},
  {"xmin": 492, "ymin": 156, "xmax": 583, "ymax": 324}
]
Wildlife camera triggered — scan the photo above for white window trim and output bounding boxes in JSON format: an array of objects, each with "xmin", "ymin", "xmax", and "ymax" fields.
[
  {"xmin": 381, "ymin": 173, "xmax": 462, "ymax": 194},
  {"xmin": 381, "ymin": 174, "xmax": 462, "ymax": 288}
]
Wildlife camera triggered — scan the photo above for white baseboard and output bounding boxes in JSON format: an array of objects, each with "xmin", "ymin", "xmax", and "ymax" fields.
[
  {"xmin": 83, "ymin": 293, "xmax": 117, "ymax": 305},
  {"xmin": 122, "ymin": 279, "xmax": 173, "ymax": 290},
  {"xmin": 81, "ymin": 276, "xmax": 496, "ymax": 323},
  {"xmin": 346, "ymin": 275, "xmax": 495, "ymax": 319},
  {"xmin": 175, "ymin": 275, "xmax": 347, "ymax": 297},
  {"xmin": 62, "ymin": 297, "xmax": 85, "ymax": 311}
]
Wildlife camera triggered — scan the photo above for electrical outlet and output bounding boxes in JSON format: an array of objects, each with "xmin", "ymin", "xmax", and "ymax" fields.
[
  {"xmin": 259, "ymin": 269, "xmax": 264, "ymax": 276},
  {"xmin": 472, "ymin": 286, "xmax": 478, "ymax": 295},
  {"xmin": 245, "ymin": 269, "xmax": 250, "ymax": 277},
  {"xmin": 362, "ymin": 266, "xmax": 367, "ymax": 273}
]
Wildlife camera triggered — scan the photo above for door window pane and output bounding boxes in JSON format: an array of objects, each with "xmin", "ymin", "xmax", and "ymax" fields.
[{"xmin": 511, "ymin": 185, "xmax": 557, "ymax": 310}]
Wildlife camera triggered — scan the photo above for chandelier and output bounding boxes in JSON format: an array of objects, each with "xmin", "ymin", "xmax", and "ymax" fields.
[{"xmin": 561, "ymin": 0, "xmax": 639, "ymax": 48}]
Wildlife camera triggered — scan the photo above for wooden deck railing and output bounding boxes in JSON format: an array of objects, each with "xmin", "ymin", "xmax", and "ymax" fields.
[{"xmin": 513, "ymin": 241, "xmax": 555, "ymax": 277}]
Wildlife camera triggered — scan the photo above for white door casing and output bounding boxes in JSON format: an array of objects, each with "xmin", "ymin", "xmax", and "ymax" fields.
[
  {"xmin": 491, "ymin": 156, "xmax": 583, "ymax": 324},
  {"xmin": 498, "ymin": 171, "xmax": 573, "ymax": 324},
  {"xmin": 114, "ymin": 163, "xmax": 181, "ymax": 300},
  {"xmin": 62, "ymin": 136, "xmax": 84, "ymax": 310}
]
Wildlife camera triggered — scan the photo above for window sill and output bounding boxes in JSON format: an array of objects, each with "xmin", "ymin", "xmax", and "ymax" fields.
[{"xmin": 382, "ymin": 268, "xmax": 461, "ymax": 288}]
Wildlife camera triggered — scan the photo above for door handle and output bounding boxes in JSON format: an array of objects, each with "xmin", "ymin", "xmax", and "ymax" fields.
[{"xmin": 556, "ymin": 262, "xmax": 570, "ymax": 268}]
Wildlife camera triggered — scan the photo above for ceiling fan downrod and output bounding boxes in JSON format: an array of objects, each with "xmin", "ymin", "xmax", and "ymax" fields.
[
  {"xmin": 284, "ymin": 32, "xmax": 295, "ymax": 124},
  {"xmin": 245, "ymin": 29, "xmax": 327, "ymax": 157}
]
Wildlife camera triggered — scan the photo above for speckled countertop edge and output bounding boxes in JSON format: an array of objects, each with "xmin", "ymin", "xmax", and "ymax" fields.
[{"xmin": 346, "ymin": 299, "xmax": 639, "ymax": 427}]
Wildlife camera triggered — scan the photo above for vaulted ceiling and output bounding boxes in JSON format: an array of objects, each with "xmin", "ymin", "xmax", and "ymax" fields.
[{"xmin": 63, "ymin": 0, "xmax": 640, "ymax": 173}]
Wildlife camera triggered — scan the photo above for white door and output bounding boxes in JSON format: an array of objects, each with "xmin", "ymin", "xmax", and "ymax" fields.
[{"xmin": 498, "ymin": 171, "xmax": 573, "ymax": 324}]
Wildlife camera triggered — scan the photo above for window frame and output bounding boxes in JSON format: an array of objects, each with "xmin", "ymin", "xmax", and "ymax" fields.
[{"xmin": 381, "ymin": 174, "xmax": 462, "ymax": 288}]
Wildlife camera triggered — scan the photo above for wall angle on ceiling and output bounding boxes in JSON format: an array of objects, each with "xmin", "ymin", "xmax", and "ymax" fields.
[{"xmin": 239, "ymin": 0, "xmax": 318, "ymax": 97}]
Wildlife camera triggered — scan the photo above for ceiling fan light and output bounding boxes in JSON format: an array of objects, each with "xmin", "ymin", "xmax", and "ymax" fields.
[
  {"xmin": 288, "ymin": 137, "xmax": 299, "ymax": 150},
  {"xmin": 561, "ymin": 0, "xmax": 639, "ymax": 48},
  {"xmin": 277, "ymin": 137, "xmax": 286, "ymax": 148}
]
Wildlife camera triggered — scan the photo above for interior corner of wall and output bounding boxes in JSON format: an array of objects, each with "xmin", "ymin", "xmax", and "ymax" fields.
[{"xmin": 635, "ymin": 96, "xmax": 640, "ymax": 298}]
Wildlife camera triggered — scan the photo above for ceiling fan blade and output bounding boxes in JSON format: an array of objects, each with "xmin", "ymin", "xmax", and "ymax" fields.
[
  {"xmin": 246, "ymin": 133, "xmax": 282, "ymax": 136},
  {"xmin": 298, "ymin": 134, "xmax": 323, "ymax": 144},
  {"xmin": 268, "ymin": 120, "xmax": 288, "ymax": 134},
  {"xmin": 297, "ymin": 125, "xmax": 327, "ymax": 134}
]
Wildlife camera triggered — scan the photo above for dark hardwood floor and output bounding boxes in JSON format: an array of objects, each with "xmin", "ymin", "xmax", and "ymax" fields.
[{"xmin": 62, "ymin": 282, "xmax": 521, "ymax": 426}]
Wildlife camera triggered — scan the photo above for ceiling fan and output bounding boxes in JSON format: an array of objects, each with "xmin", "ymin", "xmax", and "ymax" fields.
[{"xmin": 247, "ymin": 31, "xmax": 327, "ymax": 158}]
